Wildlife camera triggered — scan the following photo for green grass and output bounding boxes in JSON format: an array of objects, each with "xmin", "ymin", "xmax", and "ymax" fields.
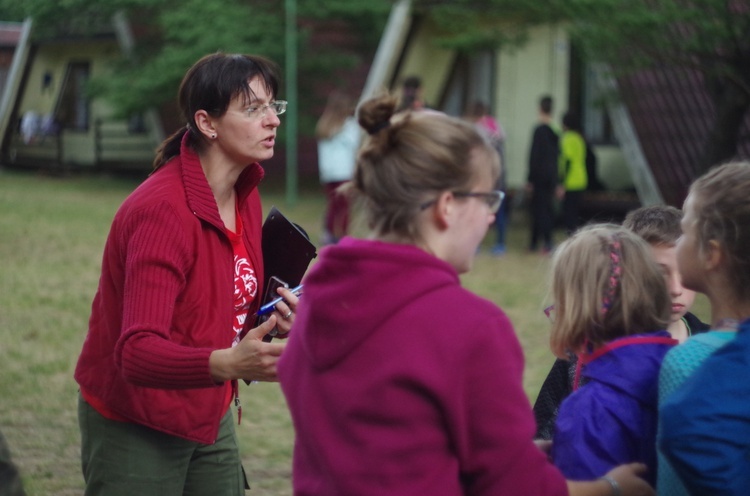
[{"xmin": 0, "ymin": 168, "xmax": 710, "ymax": 495}]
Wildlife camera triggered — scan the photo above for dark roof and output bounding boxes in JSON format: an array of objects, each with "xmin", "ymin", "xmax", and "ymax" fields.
[
  {"xmin": 617, "ymin": 66, "xmax": 750, "ymax": 207},
  {"xmin": 0, "ymin": 22, "xmax": 23, "ymax": 48}
]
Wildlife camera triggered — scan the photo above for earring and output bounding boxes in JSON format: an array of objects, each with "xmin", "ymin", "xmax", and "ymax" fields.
[{"xmin": 211, "ymin": 133, "xmax": 217, "ymax": 139}]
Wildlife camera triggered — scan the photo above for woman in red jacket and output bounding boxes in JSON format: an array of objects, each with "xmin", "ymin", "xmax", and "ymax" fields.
[{"xmin": 74, "ymin": 53, "xmax": 298, "ymax": 495}]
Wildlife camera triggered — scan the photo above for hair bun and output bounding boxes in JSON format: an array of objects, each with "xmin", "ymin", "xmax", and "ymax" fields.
[
  {"xmin": 357, "ymin": 95, "xmax": 398, "ymax": 136},
  {"xmin": 366, "ymin": 120, "xmax": 390, "ymax": 135}
]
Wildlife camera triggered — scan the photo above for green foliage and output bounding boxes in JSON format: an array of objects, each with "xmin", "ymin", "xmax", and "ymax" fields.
[
  {"xmin": 565, "ymin": 0, "xmax": 750, "ymax": 79},
  {"xmin": 13, "ymin": 0, "xmax": 389, "ymax": 131},
  {"xmin": 414, "ymin": 0, "xmax": 567, "ymax": 51},
  {"xmin": 415, "ymin": 0, "xmax": 750, "ymax": 96},
  {"xmin": 89, "ymin": 0, "xmax": 284, "ymax": 118},
  {"xmin": 300, "ymin": 0, "xmax": 393, "ymax": 49}
]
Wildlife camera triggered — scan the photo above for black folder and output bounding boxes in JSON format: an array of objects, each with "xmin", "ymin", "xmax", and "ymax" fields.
[
  {"xmin": 248, "ymin": 206, "xmax": 317, "ymax": 345},
  {"xmin": 260, "ymin": 206, "xmax": 317, "ymax": 291}
]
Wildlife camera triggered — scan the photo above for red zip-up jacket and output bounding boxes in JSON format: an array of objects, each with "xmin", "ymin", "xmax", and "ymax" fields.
[{"xmin": 75, "ymin": 132, "xmax": 264, "ymax": 444}]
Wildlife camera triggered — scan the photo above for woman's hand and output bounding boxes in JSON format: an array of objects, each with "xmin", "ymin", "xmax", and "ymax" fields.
[
  {"xmin": 269, "ymin": 285, "xmax": 300, "ymax": 338},
  {"xmin": 209, "ymin": 317, "xmax": 285, "ymax": 382}
]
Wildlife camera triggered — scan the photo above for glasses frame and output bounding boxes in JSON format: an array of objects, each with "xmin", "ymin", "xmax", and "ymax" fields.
[
  {"xmin": 245, "ymin": 100, "xmax": 287, "ymax": 120},
  {"xmin": 453, "ymin": 190, "xmax": 505, "ymax": 213},
  {"xmin": 420, "ymin": 190, "xmax": 505, "ymax": 214}
]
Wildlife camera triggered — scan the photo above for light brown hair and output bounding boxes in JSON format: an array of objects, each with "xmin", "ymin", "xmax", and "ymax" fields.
[
  {"xmin": 688, "ymin": 160, "xmax": 750, "ymax": 300},
  {"xmin": 315, "ymin": 91, "xmax": 356, "ymax": 140},
  {"xmin": 354, "ymin": 94, "xmax": 500, "ymax": 241},
  {"xmin": 622, "ymin": 204, "xmax": 683, "ymax": 246},
  {"xmin": 549, "ymin": 224, "xmax": 670, "ymax": 358}
]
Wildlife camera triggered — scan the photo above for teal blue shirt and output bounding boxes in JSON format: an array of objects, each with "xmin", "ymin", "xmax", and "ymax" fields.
[{"xmin": 656, "ymin": 330, "xmax": 737, "ymax": 496}]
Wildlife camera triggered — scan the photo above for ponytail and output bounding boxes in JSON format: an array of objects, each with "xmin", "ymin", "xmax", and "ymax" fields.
[{"xmin": 152, "ymin": 126, "xmax": 189, "ymax": 172}]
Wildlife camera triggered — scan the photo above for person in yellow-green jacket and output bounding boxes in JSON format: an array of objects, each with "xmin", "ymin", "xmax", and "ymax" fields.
[{"xmin": 557, "ymin": 111, "xmax": 588, "ymax": 234}]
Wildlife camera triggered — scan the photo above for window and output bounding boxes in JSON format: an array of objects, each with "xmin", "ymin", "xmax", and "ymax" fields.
[
  {"xmin": 442, "ymin": 50, "xmax": 496, "ymax": 117},
  {"xmin": 569, "ymin": 45, "xmax": 617, "ymax": 145},
  {"xmin": 56, "ymin": 61, "xmax": 90, "ymax": 131}
]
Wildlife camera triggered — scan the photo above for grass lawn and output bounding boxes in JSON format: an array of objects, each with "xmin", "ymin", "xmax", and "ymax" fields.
[{"xmin": 0, "ymin": 167, "xmax": 709, "ymax": 495}]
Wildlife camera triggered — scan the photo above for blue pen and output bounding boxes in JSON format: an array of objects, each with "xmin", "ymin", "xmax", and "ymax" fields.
[{"xmin": 256, "ymin": 284, "xmax": 304, "ymax": 317}]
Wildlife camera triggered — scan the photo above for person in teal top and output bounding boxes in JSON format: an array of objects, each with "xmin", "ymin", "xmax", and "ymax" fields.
[
  {"xmin": 657, "ymin": 328, "xmax": 737, "ymax": 496},
  {"xmin": 657, "ymin": 160, "xmax": 750, "ymax": 496},
  {"xmin": 558, "ymin": 112, "xmax": 587, "ymax": 234}
]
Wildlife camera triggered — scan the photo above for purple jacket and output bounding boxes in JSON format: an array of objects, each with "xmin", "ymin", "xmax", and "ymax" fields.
[{"xmin": 551, "ymin": 331, "xmax": 676, "ymax": 486}]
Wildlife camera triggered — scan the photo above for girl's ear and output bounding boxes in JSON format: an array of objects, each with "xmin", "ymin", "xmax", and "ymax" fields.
[
  {"xmin": 194, "ymin": 110, "xmax": 216, "ymax": 140},
  {"xmin": 704, "ymin": 239, "xmax": 723, "ymax": 271},
  {"xmin": 427, "ymin": 191, "xmax": 454, "ymax": 230}
]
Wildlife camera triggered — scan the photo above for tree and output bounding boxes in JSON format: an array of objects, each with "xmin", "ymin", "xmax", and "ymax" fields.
[
  {"xmin": 1, "ymin": 0, "xmax": 391, "ymax": 133},
  {"xmin": 414, "ymin": 0, "xmax": 750, "ymax": 175}
]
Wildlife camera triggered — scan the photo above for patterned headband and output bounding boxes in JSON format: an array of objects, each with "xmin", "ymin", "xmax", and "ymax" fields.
[{"xmin": 601, "ymin": 234, "xmax": 622, "ymax": 315}]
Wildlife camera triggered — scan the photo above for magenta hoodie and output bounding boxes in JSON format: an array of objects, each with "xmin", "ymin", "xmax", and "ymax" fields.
[{"xmin": 279, "ymin": 237, "xmax": 568, "ymax": 496}]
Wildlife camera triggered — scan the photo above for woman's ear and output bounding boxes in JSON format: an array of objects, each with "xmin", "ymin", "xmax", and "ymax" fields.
[{"xmin": 194, "ymin": 110, "xmax": 216, "ymax": 140}]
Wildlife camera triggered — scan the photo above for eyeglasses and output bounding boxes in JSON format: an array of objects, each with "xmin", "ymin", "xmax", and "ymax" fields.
[
  {"xmin": 420, "ymin": 190, "xmax": 505, "ymax": 214},
  {"xmin": 454, "ymin": 190, "xmax": 505, "ymax": 213},
  {"xmin": 244, "ymin": 100, "xmax": 287, "ymax": 120}
]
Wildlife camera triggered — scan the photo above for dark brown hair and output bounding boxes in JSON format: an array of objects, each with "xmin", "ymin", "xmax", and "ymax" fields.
[
  {"xmin": 315, "ymin": 91, "xmax": 356, "ymax": 140},
  {"xmin": 540, "ymin": 95, "xmax": 553, "ymax": 115},
  {"xmin": 152, "ymin": 53, "xmax": 280, "ymax": 170}
]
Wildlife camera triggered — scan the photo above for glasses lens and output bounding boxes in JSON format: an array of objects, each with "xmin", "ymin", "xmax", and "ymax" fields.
[
  {"xmin": 272, "ymin": 101, "xmax": 287, "ymax": 115},
  {"xmin": 488, "ymin": 191, "xmax": 504, "ymax": 213}
]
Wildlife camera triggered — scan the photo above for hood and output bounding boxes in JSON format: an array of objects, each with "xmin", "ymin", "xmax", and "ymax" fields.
[
  {"xmin": 582, "ymin": 331, "xmax": 674, "ymax": 406},
  {"xmin": 293, "ymin": 237, "xmax": 458, "ymax": 370}
]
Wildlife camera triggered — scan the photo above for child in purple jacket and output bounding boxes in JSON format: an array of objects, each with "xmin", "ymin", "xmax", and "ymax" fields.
[{"xmin": 548, "ymin": 224, "xmax": 677, "ymax": 486}]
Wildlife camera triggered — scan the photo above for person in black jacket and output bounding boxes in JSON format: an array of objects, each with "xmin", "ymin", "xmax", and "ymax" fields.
[
  {"xmin": 533, "ymin": 205, "xmax": 710, "ymax": 440},
  {"xmin": 526, "ymin": 95, "xmax": 559, "ymax": 253}
]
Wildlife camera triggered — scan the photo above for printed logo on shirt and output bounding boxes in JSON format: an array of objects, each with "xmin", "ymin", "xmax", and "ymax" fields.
[{"xmin": 233, "ymin": 255, "xmax": 257, "ymax": 346}]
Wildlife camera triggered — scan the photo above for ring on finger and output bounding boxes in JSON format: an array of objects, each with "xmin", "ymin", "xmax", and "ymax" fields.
[{"xmin": 283, "ymin": 310, "xmax": 293, "ymax": 319}]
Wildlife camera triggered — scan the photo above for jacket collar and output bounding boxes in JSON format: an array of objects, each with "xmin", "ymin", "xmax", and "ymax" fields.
[{"xmin": 179, "ymin": 131, "xmax": 264, "ymax": 231}]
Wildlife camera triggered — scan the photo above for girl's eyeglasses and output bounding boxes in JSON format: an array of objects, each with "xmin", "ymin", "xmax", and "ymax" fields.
[{"xmin": 420, "ymin": 190, "xmax": 505, "ymax": 214}]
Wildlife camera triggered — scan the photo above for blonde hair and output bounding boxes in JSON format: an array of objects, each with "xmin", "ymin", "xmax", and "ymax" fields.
[
  {"xmin": 549, "ymin": 224, "xmax": 670, "ymax": 358},
  {"xmin": 688, "ymin": 160, "xmax": 750, "ymax": 300},
  {"xmin": 315, "ymin": 91, "xmax": 355, "ymax": 140},
  {"xmin": 354, "ymin": 94, "xmax": 500, "ymax": 241}
]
